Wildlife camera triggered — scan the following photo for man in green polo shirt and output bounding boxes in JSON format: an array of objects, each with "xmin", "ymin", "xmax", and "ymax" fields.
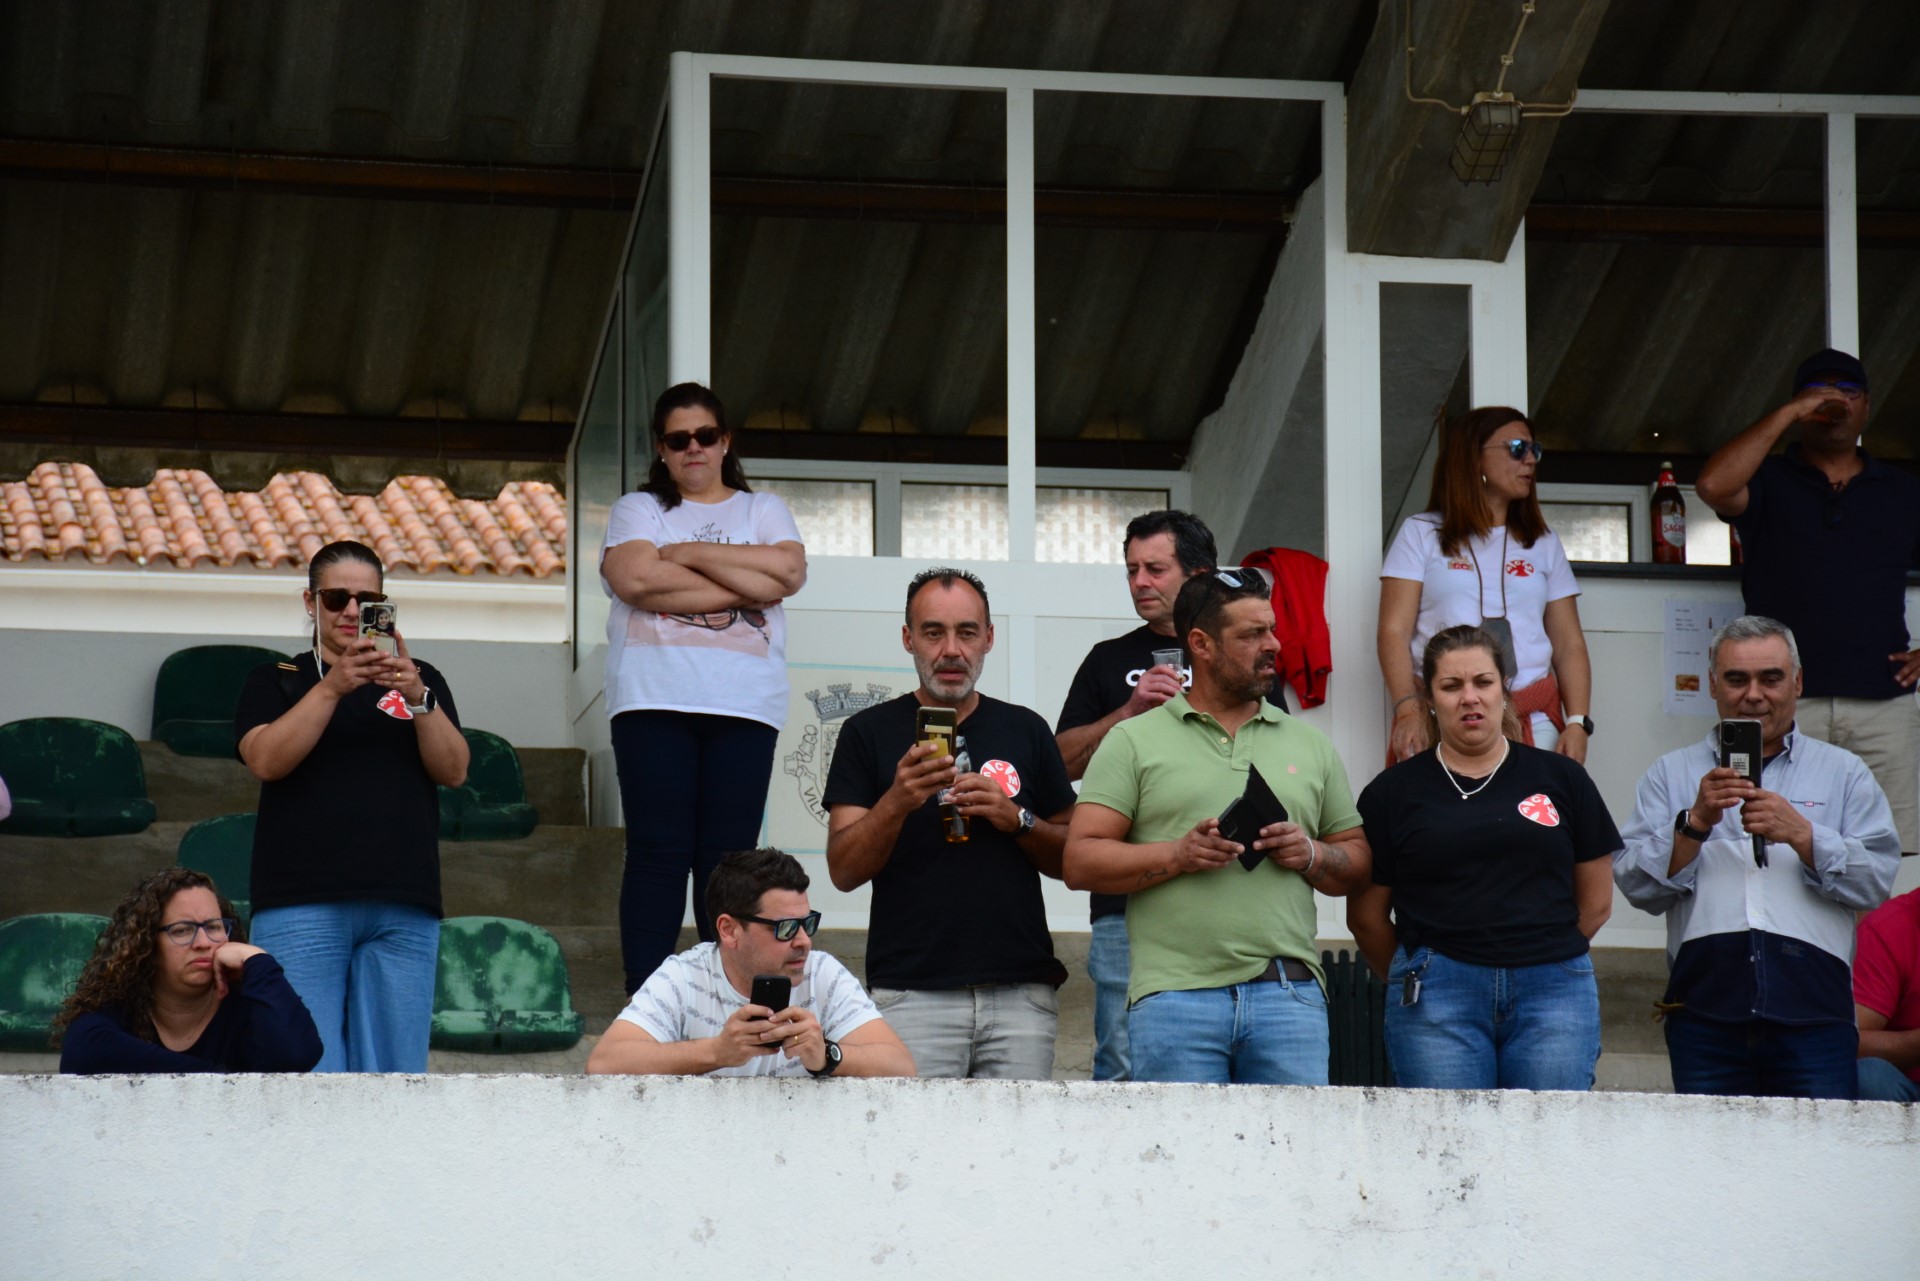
[{"xmin": 1064, "ymin": 568, "xmax": 1370, "ymax": 1084}]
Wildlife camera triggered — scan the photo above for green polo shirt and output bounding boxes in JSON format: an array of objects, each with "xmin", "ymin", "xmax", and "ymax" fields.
[{"xmin": 1079, "ymin": 693, "xmax": 1361, "ymax": 1003}]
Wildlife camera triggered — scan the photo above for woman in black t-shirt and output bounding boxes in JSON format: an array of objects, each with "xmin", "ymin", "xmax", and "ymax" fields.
[
  {"xmin": 57, "ymin": 867, "xmax": 322, "ymax": 1074},
  {"xmin": 1350, "ymin": 624, "xmax": 1620, "ymax": 1091},
  {"xmin": 234, "ymin": 540, "xmax": 469, "ymax": 1072}
]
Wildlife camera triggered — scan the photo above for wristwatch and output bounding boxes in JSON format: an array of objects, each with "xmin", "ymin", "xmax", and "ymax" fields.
[
  {"xmin": 1015, "ymin": 807, "xmax": 1036, "ymax": 836},
  {"xmin": 809, "ymin": 1039, "xmax": 843, "ymax": 1078},
  {"xmin": 1674, "ymin": 810, "xmax": 1712, "ymax": 842},
  {"xmin": 1566, "ymin": 715, "xmax": 1594, "ymax": 736},
  {"xmin": 405, "ymin": 688, "xmax": 438, "ymax": 717}
]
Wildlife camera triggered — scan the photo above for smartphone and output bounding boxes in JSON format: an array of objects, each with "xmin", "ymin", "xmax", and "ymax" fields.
[
  {"xmin": 1717, "ymin": 718, "xmax": 1763, "ymax": 785},
  {"xmin": 748, "ymin": 974, "xmax": 791, "ymax": 1014},
  {"xmin": 359, "ymin": 601, "xmax": 398, "ymax": 657},
  {"xmin": 915, "ymin": 705, "xmax": 957, "ymax": 761}
]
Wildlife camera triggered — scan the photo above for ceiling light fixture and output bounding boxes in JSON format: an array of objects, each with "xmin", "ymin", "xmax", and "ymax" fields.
[{"xmin": 1404, "ymin": 0, "xmax": 1577, "ymax": 184}]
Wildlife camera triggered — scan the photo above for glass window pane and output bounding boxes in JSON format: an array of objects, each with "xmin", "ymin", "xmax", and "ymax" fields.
[
  {"xmin": 901, "ymin": 483, "xmax": 1008, "ymax": 562},
  {"xmin": 1681, "ymin": 487, "xmax": 1731, "ymax": 566},
  {"xmin": 1542, "ymin": 501, "xmax": 1630, "ymax": 564},
  {"xmin": 1038, "ymin": 487, "xmax": 1170, "ymax": 564},
  {"xmin": 571, "ymin": 316, "xmax": 621, "ymax": 671},
  {"xmin": 756, "ymin": 478, "xmax": 874, "ymax": 557}
]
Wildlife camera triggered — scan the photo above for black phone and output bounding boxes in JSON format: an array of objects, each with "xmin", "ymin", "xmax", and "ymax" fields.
[
  {"xmin": 1718, "ymin": 718, "xmax": 1766, "ymax": 867},
  {"xmin": 748, "ymin": 974, "xmax": 791, "ymax": 1014},
  {"xmin": 914, "ymin": 705, "xmax": 957, "ymax": 760},
  {"xmin": 1217, "ymin": 764, "xmax": 1291, "ymax": 871}
]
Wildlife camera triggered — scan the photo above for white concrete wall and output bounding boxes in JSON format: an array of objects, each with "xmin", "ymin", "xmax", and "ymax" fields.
[{"xmin": 5, "ymin": 1074, "xmax": 1915, "ymax": 1279}]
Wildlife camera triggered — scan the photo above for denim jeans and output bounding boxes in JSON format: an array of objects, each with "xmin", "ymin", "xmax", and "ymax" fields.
[
  {"xmin": 250, "ymin": 902, "xmax": 440, "ymax": 1073},
  {"xmin": 1128, "ymin": 972, "xmax": 1329, "ymax": 1085},
  {"xmin": 1856, "ymin": 1056, "xmax": 1920, "ymax": 1103},
  {"xmin": 1087, "ymin": 914, "xmax": 1132, "ymax": 1082},
  {"xmin": 612, "ymin": 709, "xmax": 778, "ymax": 994},
  {"xmin": 1384, "ymin": 946, "xmax": 1600, "ymax": 1091},
  {"xmin": 870, "ymin": 984, "xmax": 1058, "ymax": 1080},
  {"xmin": 1664, "ymin": 1013, "xmax": 1859, "ymax": 1100}
]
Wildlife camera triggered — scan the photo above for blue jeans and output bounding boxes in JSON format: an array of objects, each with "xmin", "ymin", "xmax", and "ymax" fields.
[
  {"xmin": 1384, "ymin": 946, "xmax": 1600, "ymax": 1091},
  {"xmin": 1087, "ymin": 914, "xmax": 1131, "ymax": 1082},
  {"xmin": 1857, "ymin": 1056, "xmax": 1920, "ymax": 1103},
  {"xmin": 1128, "ymin": 971, "xmax": 1329, "ymax": 1085},
  {"xmin": 870, "ymin": 984, "xmax": 1058, "ymax": 1080},
  {"xmin": 612, "ymin": 710, "xmax": 778, "ymax": 993},
  {"xmin": 1664, "ymin": 1013, "xmax": 1858, "ymax": 1100},
  {"xmin": 250, "ymin": 902, "xmax": 440, "ymax": 1073}
]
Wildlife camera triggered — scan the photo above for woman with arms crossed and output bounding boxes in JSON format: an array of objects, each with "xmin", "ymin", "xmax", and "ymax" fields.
[
  {"xmin": 600, "ymin": 383, "xmax": 807, "ymax": 995},
  {"xmin": 1378, "ymin": 406, "xmax": 1594, "ymax": 764},
  {"xmin": 1350, "ymin": 625, "xmax": 1619, "ymax": 1090}
]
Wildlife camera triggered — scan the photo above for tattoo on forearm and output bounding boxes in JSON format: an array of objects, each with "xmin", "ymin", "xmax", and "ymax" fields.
[{"xmin": 1138, "ymin": 867, "xmax": 1171, "ymax": 887}]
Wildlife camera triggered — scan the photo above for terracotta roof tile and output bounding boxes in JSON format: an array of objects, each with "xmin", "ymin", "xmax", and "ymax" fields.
[{"xmin": 1, "ymin": 463, "xmax": 567, "ymax": 578}]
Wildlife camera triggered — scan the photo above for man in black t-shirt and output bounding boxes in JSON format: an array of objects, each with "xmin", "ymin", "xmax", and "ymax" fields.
[
  {"xmin": 1055, "ymin": 511, "xmax": 1287, "ymax": 1081},
  {"xmin": 824, "ymin": 568, "xmax": 1076, "ymax": 1079}
]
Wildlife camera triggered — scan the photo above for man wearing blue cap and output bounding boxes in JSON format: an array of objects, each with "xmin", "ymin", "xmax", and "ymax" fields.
[{"xmin": 1696, "ymin": 349, "xmax": 1920, "ymax": 857}]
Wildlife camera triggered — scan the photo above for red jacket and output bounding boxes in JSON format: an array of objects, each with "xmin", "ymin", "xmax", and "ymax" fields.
[{"xmin": 1238, "ymin": 547, "xmax": 1332, "ymax": 709}]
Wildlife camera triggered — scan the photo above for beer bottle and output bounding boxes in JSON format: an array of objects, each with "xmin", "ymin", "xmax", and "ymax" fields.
[
  {"xmin": 1652, "ymin": 461, "xmax": 1686, "ymax": 565},
  {"xmin": 940, "ymin": 737, "xmax": 971, "ymax": 843}
]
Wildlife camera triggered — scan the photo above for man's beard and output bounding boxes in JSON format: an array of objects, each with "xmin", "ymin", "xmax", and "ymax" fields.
[
  {"xmin": 916, "ymin": 654, "xmax": 980, "ymax": 704},
  {"xmin": 1217, "ymin": 658, "xmax": 1275, "ymax": 705}
]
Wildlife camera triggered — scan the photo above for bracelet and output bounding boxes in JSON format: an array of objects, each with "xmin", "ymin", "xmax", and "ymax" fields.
[
  {"xmin": 1391, "ymin": 694, "xmax": 1420, "ymax": 717},
  {"xmin": 1304, "ymin": 839, "xmax": 1321, "ymax": 878}
]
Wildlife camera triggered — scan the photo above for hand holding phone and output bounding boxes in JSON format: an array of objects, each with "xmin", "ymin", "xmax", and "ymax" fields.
[
  {"xmin": 1718, "ymin": 718, "xmax": 1767, "ymax": 866},
  {"xmin": 749, "ymin": 974, "xmax": 791, "ymax": 1014},
  {"xmin": 359, "ymin": 601, "xmax": 399, "ymax": 658}
]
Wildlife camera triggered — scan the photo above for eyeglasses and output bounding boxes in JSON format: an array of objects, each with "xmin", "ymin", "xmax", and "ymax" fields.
[
  {"xmin": 1800, "ymin": 379, "xmax": 1865, "ymax": 401},
  {"xmin": 740, "ymin": 911, "xmax": 822, "ymax": 942},
  {"xmin": 157, "ymin": 917, "xmax": 236, "ymax": 947},
  {"xmin": 313, "ymin": 588, "xmax": 388, "ymax": 611},
  {"xmin": 1485, "ymin": 438, "xmax": 1545, "ymax": 462},
  {"xmin": 661, "ymin": 426, "xmax": 724, "ymax": 452}
]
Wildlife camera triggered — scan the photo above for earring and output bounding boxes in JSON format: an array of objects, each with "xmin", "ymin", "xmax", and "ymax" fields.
[{"xmin": 1480, "ymin": 473, "xmax": 1488, "ymax": 484}]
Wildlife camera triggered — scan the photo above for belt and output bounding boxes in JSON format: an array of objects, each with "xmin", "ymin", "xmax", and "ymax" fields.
[{"xmin": 1250, "ymin": 958, "xmax": 1314, "ymax": 984}]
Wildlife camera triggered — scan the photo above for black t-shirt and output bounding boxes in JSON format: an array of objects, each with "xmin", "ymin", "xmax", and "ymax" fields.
[
  {"xmin": 1055, "ymin": 624, "xmax": 1290, "ymax": 922},
  {"xmin": 234, "ymin": 652, "xmax": 461, "ymax": 916},
  {"xmin": 822, "ymin": 693, "xmax": 1074, "ymax": 990},
  {"xmin": 1356, "ymin": 743, "xmax": 1620, "ymax": 968}
]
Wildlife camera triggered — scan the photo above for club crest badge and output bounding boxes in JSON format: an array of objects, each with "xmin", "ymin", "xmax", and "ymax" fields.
[
  {"xmin": 782, "ymin": 683, "xmax": 895, "ymax": 826},
  {"xmin": 980, "ymin": 759, "xmax": 1022, "ymax": 798},
  {"xmin": 376, "ymin": 690, "xmax": 414, "ymax": 721},
  {"xmin": 1518, "ymin": 793, "xmax": 1560, "ymax": 827}
]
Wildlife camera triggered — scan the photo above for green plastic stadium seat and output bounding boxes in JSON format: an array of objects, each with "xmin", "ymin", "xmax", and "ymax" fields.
[
  {"xmin": 436, "ymin": 728, "xmax": 539, "ymax": 842},
  {"xmin": 0, "ymin": 718, "xmax": 157, "ymax": 837},
  {"xmin": 151, "ymin": 644, "xmax": 290, "ymax": 758},
  {"xmin": 431, "ymin": 916, "xmax": 584, "ymax": 1053},
  {"xmin": 176, "ymin": 813, "xmax": 256, "ymax": 923},
  {"xmin": 0, "ymin": 913, "xmax": 109, "ymax": 1052}
]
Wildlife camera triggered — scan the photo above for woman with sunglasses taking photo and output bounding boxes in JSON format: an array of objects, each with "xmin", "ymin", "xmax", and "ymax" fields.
[
  {"xmin": 1377, "ymin": 406, "xmax": 1594, "ymax": 765},
  {"xmin": 233, "ymin": 538, "xmax": 469, "ymax": 1072},
  {"xmin": 600, "ymin": 383, "xmax": 807, "ymax": 995},
  {"xmin": 58, "ymin": 867, "xmax": 323, "ymax": 1073}
]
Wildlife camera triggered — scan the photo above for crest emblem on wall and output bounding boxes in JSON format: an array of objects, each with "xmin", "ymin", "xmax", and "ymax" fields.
[{"xmin": 782, "ymin": 683, "xmax": 896, "ymax": 826}]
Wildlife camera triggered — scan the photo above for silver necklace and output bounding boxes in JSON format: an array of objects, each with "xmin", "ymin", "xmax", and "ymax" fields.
[{"xmin": 1437, "ymin": 736, "xmax": 1508, "ymax": 800}]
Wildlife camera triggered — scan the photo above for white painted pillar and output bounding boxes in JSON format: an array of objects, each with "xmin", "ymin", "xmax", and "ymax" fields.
[
  {"xmin": 1469, "ymin": 221, "xmax": 1530, "ymax": 410},
  {"xmin": 1005, "ymin": 86, "xmax": 1039, "ymax": 565},
  {"xmin": 1824, "ymin": 111, "xmax": 1860, "ymax": 355},
  {"xmin": 667, "ymin": 52, "xmax": 712, "ymax": 384}
]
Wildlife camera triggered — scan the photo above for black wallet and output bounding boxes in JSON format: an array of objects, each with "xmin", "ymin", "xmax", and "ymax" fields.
[{"xmin": 1216, "ymin": 764, "xmax": 1291, "ymax": 871}]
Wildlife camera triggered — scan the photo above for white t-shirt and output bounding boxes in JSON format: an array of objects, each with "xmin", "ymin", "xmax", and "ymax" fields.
[
  {"xmin": 616, "ymin": 942, "xmax": 883, "ymax": 1079},
  {"xmin": 600, "ymin": 490, "xmax": 803, "ymax": 729},
  {"xmin": 1380, "ymin": 513, "xmax": 1579, "ymax": 690}
]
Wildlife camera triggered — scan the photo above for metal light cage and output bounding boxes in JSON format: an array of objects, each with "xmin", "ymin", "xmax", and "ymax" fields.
[{"xmin": 1451, "ymin": 93, "xmax": 1521, "ymax": 184}]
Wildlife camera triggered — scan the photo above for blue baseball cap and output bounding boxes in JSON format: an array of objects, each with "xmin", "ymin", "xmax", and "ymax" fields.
[{"xmin": 1794, "ymin": 348, "xmax": 1868, "ymax": 393}]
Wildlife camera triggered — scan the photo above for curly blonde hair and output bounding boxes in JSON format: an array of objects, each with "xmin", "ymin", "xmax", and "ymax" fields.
[{"xmin": 54, "ymin": 867, "xmax": 244, "ymax": 1045}]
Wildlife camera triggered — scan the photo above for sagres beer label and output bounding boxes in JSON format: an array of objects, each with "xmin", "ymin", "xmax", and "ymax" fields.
[{"xmin": 783, "ymin": 683, "xmax": 895, "ymax": 825}]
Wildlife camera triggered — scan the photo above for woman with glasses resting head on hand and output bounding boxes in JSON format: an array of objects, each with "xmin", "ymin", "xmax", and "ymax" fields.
[
  {"xmin": 600, "ymin": 384, "xmax": 807, "ymax": 996},
  {"xmin": 58, "ymin": 868, "xmax": 322, "ymax": 1073},
  {"xmin": 1349, "ymin": 625, "xmax": 1620, "ymax": 1091},
  {"xmin": 234, "ymin": 538, "xmax": 469, "ymax": 1072},
  {"xmin": 1378, "ymin": 406, "xmax": 1594, "ymax": 765}
]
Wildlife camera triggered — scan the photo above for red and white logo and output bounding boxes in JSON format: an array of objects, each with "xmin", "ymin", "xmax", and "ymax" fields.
[
  {"xmin": 376, "ymin": 690, "xmax": 415, "ymax": 721},
  {"xmin": 1447, "ymin": 560, "xmax": 1473, "ymax": 572},
  {"xmin": 980, "ymin": 759, "xmax": 1022, "ymax": 798},
  {"xmin": 1518, "ymin": 793, "xmax": 1560, "ymax": 827},
  {"xmin": 1505, "ymin": 559, "xmax": 1536, "ymax": 578}
]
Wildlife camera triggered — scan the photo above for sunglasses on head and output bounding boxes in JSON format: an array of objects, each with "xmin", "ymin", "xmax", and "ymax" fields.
[
  {"xmin": 1486, "ymin": 438, "xmax": 1545, "ymax": 463},
  {"xmin": 314, "ymin": 588, "xmax": 388, "ymax": 611},
  {"xmin": 741, "ymin": 911, "xmax": 822, "ymax": 942},
  {"xmin": 661, "ymin": 426, "xmax": 724, "ymax": 452}
]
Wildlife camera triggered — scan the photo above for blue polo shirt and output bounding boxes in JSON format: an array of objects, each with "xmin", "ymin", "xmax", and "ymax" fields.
[{"xmin": 1729, "ymin": 445, "xmax": 1920, "ymax": 700}]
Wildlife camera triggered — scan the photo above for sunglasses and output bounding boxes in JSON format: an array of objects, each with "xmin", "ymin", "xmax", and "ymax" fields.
[
  {"xmin": 1800, "ymin": 379, "xmax": 1865, "ymax": 401},
  {"xmin": 741, "ymin": 911, "xmax": 822, "ymax": 942},
  {"xmin": 661, "ymin": 426, "xmax": 724, "ymax": 452},
  {"xmin": 313, "ymin": 588, "xmax": 388, "ymax": 611},
  {"xmin": 1486, "ymin": 438, "xmax": 1545, "ymax": 462},
  {"xmin": 157, "ymin": 917, "xmax": 236, "ymax": 947}
]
